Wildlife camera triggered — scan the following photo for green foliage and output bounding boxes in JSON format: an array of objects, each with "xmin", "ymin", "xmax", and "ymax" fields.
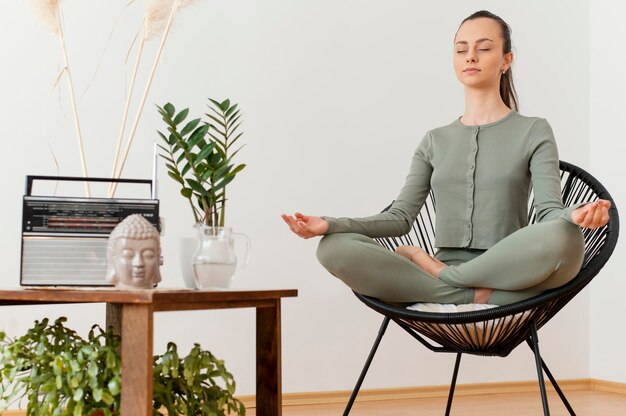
[
  {"xmin": 157, "ymin": 98, "xmax": 246, "ymax": 227},
  {"xmin": 0, "ymin": 319, "xmax": 245, "ymax": 416},
  {"xmin": 0, "ymin": 318, "xmax": 121, "ymax": 416},
  {"xmin": 152, "ymin": 343, "xmax": 245, "ymax": 416}
]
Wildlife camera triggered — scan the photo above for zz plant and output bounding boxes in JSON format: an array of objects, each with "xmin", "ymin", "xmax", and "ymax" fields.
[
  {"xmin": 0, "ymin": 318, "xmax": 245, "ymax": 416},
  {"xmin": 157, "ymin": 98, "xmax": 246, "ymax": 227}
]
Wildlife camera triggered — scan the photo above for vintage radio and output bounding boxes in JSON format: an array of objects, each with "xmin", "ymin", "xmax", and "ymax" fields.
[{"xmin": 20, "ymin": 176, "xmax": 160, "ymax": 286}]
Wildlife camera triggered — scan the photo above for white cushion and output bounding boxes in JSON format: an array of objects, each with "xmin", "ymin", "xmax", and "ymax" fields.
[{"xmin": 407, "ymin": 302, "xmax": 498, "ymax": 313}]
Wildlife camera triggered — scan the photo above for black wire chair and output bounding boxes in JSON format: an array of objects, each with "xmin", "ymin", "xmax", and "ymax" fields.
[{"xmin": 343, "ymin": 161, "xmax": 619, "ymax": 416}]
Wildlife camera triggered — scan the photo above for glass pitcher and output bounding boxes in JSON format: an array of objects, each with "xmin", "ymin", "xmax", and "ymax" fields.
[{"xmin": 192, "ymin": 225, "xmax": 251, "ymax": 290}]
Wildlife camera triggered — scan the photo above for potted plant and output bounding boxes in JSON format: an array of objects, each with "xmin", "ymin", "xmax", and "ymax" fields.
[
  {"xmin": 152, "ymin": 342, "xmax": 245, "ymax": 415},
  {"xmin": 157, "ymin": 98, "xmax": 250, "ymax": 289},
  {"xmin": 0, "ymin": 318, "xmax": 245, "ymax": 416},
  {"xmin": 0, "ymin": 317, "xmax": 121, "ymax": 416}
]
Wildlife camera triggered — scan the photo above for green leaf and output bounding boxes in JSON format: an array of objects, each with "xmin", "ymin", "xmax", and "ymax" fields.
[
  {"xmin": 108, "ymin": 377, "xmax": 120, "ymax": 396},
  {"xmin": 231, "ymin": 163, "xmax": 246, "ymax": 175},
  {"xmin": 93, "ymin": 387, "xmax": 103, "ymax": 402},
  {"xmin": 227, "ymin": 122, "xmax": 242, "ymax": 140},
  {"xmin": 208, "ymin": 152, "xmax": 222, "ymax": 166},
  {"xmin": 188, "ymin": 124, "xmax": 211, "ymax": 148},
  {"xmin": 229, "ymin": 132, "xmax": 245, "ymax": 146},
  {"xmin": 164, "ymin": 103, "xmax": 175, "ymax": 118},
  {"xmin": 167, "ymin": 172, "xmax": 184, "ymax": 185},
  {"xmin": 102, "ymin": 392, "xmax": 115, "ymax": 405},
  {"xmin": 180, "ymin": 188, "xmax": 193, "ymax": 198},
  {"xmin": 157, "ymin": 131, "xmax": 169, "ymax": 144},
  {"xmin": 215, "ymin": 163, "xmax": 233, "ymax": 179},
  {"xmin": 229, "ymin": 144, "xmax": 247, "ymax": 159},
  {"xmin": 156, "ymin": 105, "xmax": 170, "ymax": 121},
  {"xmin": 216, "ymin": 174, "xmax": 236, "ymax": 190},
  {"xmin": 106, "ymin": 350, "xmax": 116, "ymax": 369},
  {"xmin": 73, "ymin": 402, "xmax": 83, "ymax": 416},
  {"xmin": 72, "ymin": 387, "xmax": 83, "ymax": 402},
  {"xmin": 220, "ymin": 99, "xmax": 231, "ymax": 112},
  {"xmin": 168, "ymin": 133, "xmax": 179, "ymax": 147},
  {"xmin": 186, "ymin": 179, "xmax": 208, "ymax": 196},
  {"xmin": 208, "ymin": 98, "xmax": 222, "ymax": 110},
  {"xmin": 87, "ymin": 361, "xmax": 98, "ymax": 378},
  {"xmin": 225, "ymin": 104, "xmax": 238, "ymax": 119},
  {"xmin": 195, "ymin": 144, "xmax": 216, "ymax": 164},
  {"xmin": 173, "ymin": 108, "xmax": 189, "ymax": 126},
  {"xmin": 181, "ymin": 162, "xmax": 192, "ymax": 177},
  {"xmin": 158, "ymin": 152, "xmax": 175, "ymax": 164},
  {"xmin": 180, "ymin": 118, "xmax": 202, "ymax": 137},
  {"xmin": 205, "ymin": 113, "xmax": 226, "ymax": 129},
  {"xmin": 201, "ymin": 167, "xmax": 215, "ymax": 182}
]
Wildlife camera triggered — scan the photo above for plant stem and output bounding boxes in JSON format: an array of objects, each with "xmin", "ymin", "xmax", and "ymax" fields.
[
  {"xmin": 111, "ymin": 0, "xmax": 180, "ymax": 196},
  {"xmin": 220, "ymin": 110, "xmax": 228, "ymax": 227},
  {"xmin": 189, "ymin": 199, "xmax": 200, "ymax": 223},
  {"xmin": 57, "ymin": 8, "xmax": 91, "ymax": 197},
  {"xmin": 108, "ymin": 21, "xmax": 146, "ymax": 197}
]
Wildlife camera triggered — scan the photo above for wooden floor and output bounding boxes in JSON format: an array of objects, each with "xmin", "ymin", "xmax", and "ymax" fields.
[{"xmin": 248, "ymin": 390, "xmax": 626, "ymax": 415}]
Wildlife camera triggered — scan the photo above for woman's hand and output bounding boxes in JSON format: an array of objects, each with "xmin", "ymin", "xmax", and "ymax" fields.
[
  {"xmin": 571, "ymin": 199, "xmax": 611, "ymax": 229},
  {"xmin": 281, "ymin": 212, "xmax": 328, "ymax": 239}
]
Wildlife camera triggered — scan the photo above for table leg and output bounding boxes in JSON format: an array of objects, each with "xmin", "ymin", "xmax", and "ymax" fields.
[
  {"xmin": 106, "ymin": 303, "xmax": 122, "ymax": 336},
  {"xmin": 256, "ymin": 299, "xmax": 282, "ymax": 416},
  {"xmin": 120, "ymin": 304, "xmax": 153, "ymax": 416}
]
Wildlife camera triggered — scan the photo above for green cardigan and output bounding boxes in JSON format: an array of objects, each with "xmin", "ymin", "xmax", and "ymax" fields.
[{"xmin": 322, "ymin": 111, "xmax": 580, "ymax": 250}]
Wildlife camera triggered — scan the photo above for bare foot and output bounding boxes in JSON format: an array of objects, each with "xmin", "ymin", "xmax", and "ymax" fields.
[
  {"xmin": 473, "ymin": 288, "xmax": 494, "ymax": 304},
  {"xmin": 395, "ymin": 245, "xmax": 447, "ymax": 278}
]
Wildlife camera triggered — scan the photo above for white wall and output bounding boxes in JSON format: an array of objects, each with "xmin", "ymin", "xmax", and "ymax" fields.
[
  {"xmin": 0, "ymin": 0, "xmax": 591, "ymax": 396},
  {"xmin": 589, "ymin": 0, "xmax": 626, "ymax": 383}
]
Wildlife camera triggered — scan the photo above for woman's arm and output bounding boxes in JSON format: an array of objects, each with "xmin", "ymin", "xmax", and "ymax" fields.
[
  {"xmin": 282, "ymin": 133, "xmax": 434, "ymax": 239},
  {"xmin": 528, "ymin": 119, "xmax": 609, "ymax": 229}
]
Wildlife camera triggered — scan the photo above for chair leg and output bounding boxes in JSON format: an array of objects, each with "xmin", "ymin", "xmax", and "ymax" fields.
[
  {"xmin": 529, "ymin": 321, "xmax": 551, "ymax": 416},
  {"xmin": 444, "ymin": 353, "xmax": 462, "ymax": 416},
  {"xmin": 343, "ymin": 316, "xmax": 391, "ymax": 416},
  {"xmin": 525, "ymin": 340, "xmax": 577, "ymax": 416}
]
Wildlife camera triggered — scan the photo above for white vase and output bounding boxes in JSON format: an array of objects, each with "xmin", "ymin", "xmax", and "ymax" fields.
[
  {"xmin": 179, "ymin": 237, "xmax": 197, "ymax": 289},
  {"xmin": 191, "ymin": 225, "xmax": 250, "ymax": 290}
]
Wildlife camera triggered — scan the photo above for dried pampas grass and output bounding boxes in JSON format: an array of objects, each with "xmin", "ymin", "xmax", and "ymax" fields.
[
  {"xmin": 30, "ymin": 0, "xmax": 92, "ymax": 196},
  {"xmin": 32, "ymin": 0, "xmax": 202, "ymax": 197},
  {"xmin": 144, "ymin": 0, "xmax": 197, "ymax": 40},
  {"xmin": 109, "ymin": 0, "xmax": 199, "ymax": 195},
  {"xmin": 30, "ymin": 0, "xmax": 61, "ymax": 33}
]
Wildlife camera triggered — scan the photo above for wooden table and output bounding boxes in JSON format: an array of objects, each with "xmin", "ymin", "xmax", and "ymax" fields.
[{"xmin": 0, "ymin": 288, "xmax": 297, "ymax": 416}]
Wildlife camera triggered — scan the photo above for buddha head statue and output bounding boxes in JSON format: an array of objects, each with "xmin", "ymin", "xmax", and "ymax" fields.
[{"xmin": 106, "ymin": 214, "xmax": 161, "ymax": 289}]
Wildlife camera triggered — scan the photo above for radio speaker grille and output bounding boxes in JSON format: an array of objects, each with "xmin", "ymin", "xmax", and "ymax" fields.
[{"xmin": 21, "ymin": 237, "xmax": 111, "ymax": 286}]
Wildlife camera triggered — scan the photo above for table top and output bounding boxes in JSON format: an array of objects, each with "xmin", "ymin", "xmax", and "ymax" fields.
[{"xmin": 0, "ymin": 287, "xmax": 298, "ymax": 310}]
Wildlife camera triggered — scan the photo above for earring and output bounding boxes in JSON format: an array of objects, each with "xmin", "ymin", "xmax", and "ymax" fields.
[{"xmin": 503, "ymin": 69, "xmax": 507, "ymax": 74}]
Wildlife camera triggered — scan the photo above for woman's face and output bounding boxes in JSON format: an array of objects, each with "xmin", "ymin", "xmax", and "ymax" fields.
[{"xmin": 453, "ymin": 17, "xmax": 512, "ymax": 91}]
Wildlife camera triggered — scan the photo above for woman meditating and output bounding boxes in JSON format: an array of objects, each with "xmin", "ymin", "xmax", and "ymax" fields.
[{"xmin": 281, "ymin": 10, "xmax": 610, "ymax": 306}]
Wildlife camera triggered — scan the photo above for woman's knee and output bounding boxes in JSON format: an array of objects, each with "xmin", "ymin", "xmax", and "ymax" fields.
[
  {"xmin": 316, "ymin": 233, "xmax": 359, "ymax": 274},
  {"xmin": 540, "ymin": 220, "xmax": 585, "ymax": 257}
]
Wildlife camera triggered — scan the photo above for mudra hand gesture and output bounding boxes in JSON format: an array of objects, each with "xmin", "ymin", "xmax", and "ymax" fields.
[
  {"xmin": 281, "ymin": 212, "xmax": 328, "ymax": 239},
  {"xmin": 571, "ymin": 199, "xmax": 611, "ymax": 229}
]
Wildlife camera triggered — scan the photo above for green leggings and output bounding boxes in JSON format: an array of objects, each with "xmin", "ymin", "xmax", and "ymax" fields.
[{"xmin": 316, "ymin": 219, "xmax": 585, "ymax": 305}]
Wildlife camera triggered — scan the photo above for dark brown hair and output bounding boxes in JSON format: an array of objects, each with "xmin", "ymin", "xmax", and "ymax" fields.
[{"xmin": 459, "ymin": 10, "xmax": 519, "ymax": 111}]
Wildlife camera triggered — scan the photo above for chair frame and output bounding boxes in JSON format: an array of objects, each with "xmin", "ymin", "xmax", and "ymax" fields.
[{"xmin": 343, "ymin": 161, "xmax": 620, "ymax": 416}]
